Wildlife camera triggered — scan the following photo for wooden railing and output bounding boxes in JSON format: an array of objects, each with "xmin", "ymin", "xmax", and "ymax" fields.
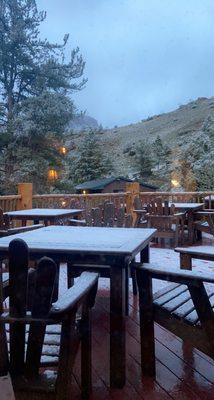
[
  {"xmin": 0, "ymin": 184, "xmax": 213, "ymax": 215},
  {"xmin": 139, "ymin": 192, "xmax": 214, "ymax": 208},
  {"xmin": 33, "ymin": 191, "xmax": 214, "ymax": 213},
  {"xmin": 0, "ymin": 195, "xmax": 21, "ymax": 212},
  {"xmin": 33, "ymin": 193, "xmax": 126, "ymax": 214}
]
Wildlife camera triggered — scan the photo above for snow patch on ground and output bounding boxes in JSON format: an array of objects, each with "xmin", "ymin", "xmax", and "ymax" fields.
[{"xmin": 59, "ymin": 247, "xmax": 214, "ymax": 295}]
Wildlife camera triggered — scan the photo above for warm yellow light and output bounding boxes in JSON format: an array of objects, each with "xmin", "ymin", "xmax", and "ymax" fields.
[
  {"xmin": 171, "ymin": 179, "xmax": 180, "ymax": 188},
  {"xmin": 83, "ymin": 190, "xmax": 87, "ymax": 195},
  {"xmin": 61, "ymin": 201, "xmax": 66, "ymax": 207},
  {"xmin": 59, "ymin": 146, "xmax": 67, "ymax": 155},
  {"xmin": 48, "ymin": 169, "xmax": 58, "ymax": 181}
]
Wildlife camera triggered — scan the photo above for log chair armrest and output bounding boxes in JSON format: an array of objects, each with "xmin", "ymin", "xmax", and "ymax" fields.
[
  {"xmin": 133, "ymin": 210, "xmax": 148, "ymax": 215},
  {"xmin": 174, "ymin": 212, "xmax": 186, "ymax": 217},
  {"xmin": 195, "ymin": 211, "xmax": 214, "ymax": 216},
  {"xmin": 134, "ymin": 262, "xmax": 214, "ymax": 285},
  {"xmin": 69, "ymin": 219, "xmax": 86, "ymax": 226},
  {"xmin": 7, "ymin": 224, "xmax": 44, "ymax": 234},
  {"xmin": 50, "ymin": 272, "xmax": 99, "ymax": 318}
]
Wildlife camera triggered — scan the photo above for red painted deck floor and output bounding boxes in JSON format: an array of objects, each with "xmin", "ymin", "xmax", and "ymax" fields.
[{"xmin": 70, "ymin": 281, "xmax": 214, "ymax": 400}]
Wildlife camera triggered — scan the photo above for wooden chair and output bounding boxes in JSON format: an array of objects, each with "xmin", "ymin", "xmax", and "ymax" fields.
[
  {"xmin": 146, "ymin": 198, "xmax": 186, "ymax": 246},
  {"xmin": 0, "ymin": 238, "xmax": 99, "ymax": 400},
  {"xmin": 70, "ymin": 202, "xmax": 133, "ymax": 228},
  {"xmin": 194, "ymin": 210, "xmax": 214, "ymax": 239},
  {"xmin": 133, "ymin": 196, "xmax": 148, "ymax": 228},
  {"xmin": 134, "ymin": 261, "xmax": 214, "ymax": 376},
  {"xmin": 68, "ymin": 203, "xmax": 136, "ymax": 314}
]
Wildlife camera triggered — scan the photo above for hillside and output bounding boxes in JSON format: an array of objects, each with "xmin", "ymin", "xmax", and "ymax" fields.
[
  {"xmin": 67, "ymin": 97, "xmax": 214, "ymax": 189},
  {"xmin": 98, "ymin": 97, "xmax": 214, "ymax": 177}
]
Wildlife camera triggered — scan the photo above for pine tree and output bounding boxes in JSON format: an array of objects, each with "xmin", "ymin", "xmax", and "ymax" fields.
[
  {"xmin": 0, "ymin": 0, "xmax": 86, "ymax": 192},
  {"xmin": 70, "ymin": 131, "xmax": 112, "ymax": 184},
  {"xmin": 152, "ymin": 135, "xmax": 170, "ymax": 170},
  {"xmin": 170, "ymin": 131, "xmax": 214, "ymax": 191},
  {"xmin": 135, "ymin": 140, "xmax": 154, "ymax": 180}
]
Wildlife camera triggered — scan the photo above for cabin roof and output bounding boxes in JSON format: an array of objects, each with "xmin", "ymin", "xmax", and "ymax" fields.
[{"xmin": 75, "ymin": 176, "xmax": 158, "ymax": 191}]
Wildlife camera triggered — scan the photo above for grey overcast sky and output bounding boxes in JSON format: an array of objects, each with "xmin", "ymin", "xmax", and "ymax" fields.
[{"xmin": 37, "ymin": 0, "xmax": 214, "ymax": 128}]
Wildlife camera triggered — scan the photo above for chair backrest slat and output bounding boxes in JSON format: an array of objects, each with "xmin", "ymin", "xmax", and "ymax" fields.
[
  {"xmin": 91, "ymin": 207, "xmax": 102, "ymax": 227},
  {"xmin": 103, "ymin": 202, "xmax": 114, "ymax": 227},
  {"xmin": 0, "ymin": 266, "xmax": 9, "ymax": 376},
  {"xmin": 0, "ymin": 208, "xmax": 5, "ymax": 229},
  {"xmin": 9, "ymin": 239, "xmax": 28, "ymax": 375},
  {"xmin": 117, "ymin": 207, "xmax": 125, "ymax": 227},
  {"xmin": 125, "ymin": 214, "xmax": 133, "ymax": 228},
  {"xmin": 133, "ymin": 196, "xmax": 142, "ymax": 210},
  {"xmin": 25, "ymin": 257, "xmax": 56, "ymax": 377}
]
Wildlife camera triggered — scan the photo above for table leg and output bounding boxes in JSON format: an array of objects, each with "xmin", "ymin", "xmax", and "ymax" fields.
[
  {"xmin": 52, "ymin": 261, "xmax": 60, "ymax": 301},
  {"xmin": 187, "ymin": 211, "xmax": 194, "ymax": 244},
  {"xmin": 180, "ymin": 253, "xmax": 192, "ymax": 270},
  {"xmin": 110, "ymin": 264, "xmax": 126, "ymax": 388},
  {"xmin": 140, "ymin": 244, "xmax": 150, "ymax": 263}
]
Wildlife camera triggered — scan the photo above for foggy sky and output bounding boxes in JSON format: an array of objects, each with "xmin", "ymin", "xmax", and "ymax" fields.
[{"xmin": 37, "ymin": 0, "xmax": 214, "ymax": 128}]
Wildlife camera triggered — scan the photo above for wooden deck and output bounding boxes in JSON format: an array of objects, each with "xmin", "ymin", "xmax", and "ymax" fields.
[{"xmin": 69, "ymin": 281, "xmax": 214, "ymax": 400}]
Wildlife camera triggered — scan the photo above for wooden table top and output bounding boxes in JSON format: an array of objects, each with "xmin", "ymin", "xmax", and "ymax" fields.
[
  {"xmin": 0, "ymin": 226, "xmax": 156, "ymax": 257},
  {"xmin": 175, "ymin": 246, "xmax": 214, "ymax": 258},
  {"xmin": 5, "ymin": 208, "xmax": 83, "ymax": 218},
  {"xmin": 172, "ymin": 203, "xmax": 204, "ymax": 210}
]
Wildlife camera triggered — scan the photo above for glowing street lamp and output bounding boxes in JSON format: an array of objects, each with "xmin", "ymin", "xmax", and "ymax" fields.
[
  {"xmin": 48, "ymin": 169, "xmax": 58, "ymax": 181},
  {"xmin": 171, "ymin": 179, "xmax": 180, "ymax": 188},
  {"xmin": 59, "ymin": 146, "xmax": 67, "ymax": 155}
]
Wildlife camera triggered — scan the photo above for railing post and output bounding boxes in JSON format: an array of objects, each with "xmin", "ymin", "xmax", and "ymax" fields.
[
  {"xmin": 17, "ymin": 183, "xmax": 33, "ymax": 210},
  {"xmin": 126, "ymin": 182, "xmax": 140, "ymax": 225}
]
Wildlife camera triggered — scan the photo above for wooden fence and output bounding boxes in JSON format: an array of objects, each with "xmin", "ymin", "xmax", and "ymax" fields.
[
  {"xmin": 0, "ymin": 183, "xmax": 213, "ymax": 213},
  {"xmin": 0, "ymin": 195, "xmax": 21, "ymax": 212},
  {"xmin": 33, "ymin": 191, "xmax": 214, "ymax": 211}
]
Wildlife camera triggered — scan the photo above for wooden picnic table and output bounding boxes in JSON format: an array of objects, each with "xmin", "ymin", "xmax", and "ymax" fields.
[
  {"xmin": 0, "ymin": 225, "xmax": 156, "ymax": 388},
  {"xmin": 175, "ymin": 245, "xmax": 214, "ymax": 269},
  {"xmin": 134, "ymin": 202, "xmax": 204, "ymax": 243},
  {"xmin": 5, "ymin": 208, "xmax": 83, "ymax": 227}
]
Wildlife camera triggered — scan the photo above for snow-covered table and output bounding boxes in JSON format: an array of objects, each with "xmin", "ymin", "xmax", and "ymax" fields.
[
  {"xmin": 5, "ymin": 208, "xmax": 83, "ymax": 226},
  {"xmin": 0, "ymin": 225, "xmax": 156, "ymax": 388}
]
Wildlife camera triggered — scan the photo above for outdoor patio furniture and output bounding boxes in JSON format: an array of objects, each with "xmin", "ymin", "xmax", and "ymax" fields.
[
  {"xmin": 0, "ymin": 208, "xmax": 43, "ymax": 237},
  {"xmin": 133, "ymin": 196, "xmax": 148, "ymax": 227},
  {"xmin": 0, "ymin": 225, "xmax": 156, "ymax": 389},
  {"xmin": 194, "ymin": 210, "xmax": 214, "ymax": 238},
  {"xmin": 145, "ymin": 198, "xmax": 186, "ymax": 246},
  {"xmin": 5, "ymin": 208, "xmax": 83, "ymax": 227},
  {"xmin": 69, "ymin": 202, "xmax": 133, "ymax": 227},
  {"xmin": 69, "ymin": 202, "xmax": 137, "ymax": 303},
  {"xmin": 0, "ymin": 238, "xmax": 98, "ymax": 400},
  {"xmin": 134, "ymin": 245, "xmax": 214, "ymax": 376},
  {"xmin": 134, "ymin": 200, "xmax": 205, "ymax": 244}
]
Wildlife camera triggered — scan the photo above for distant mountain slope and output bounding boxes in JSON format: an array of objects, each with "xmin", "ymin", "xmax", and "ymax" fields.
[
  {"xmin": 68, "ymin": 97, "xmax": 214, "ymax": 180},
  {"xmin": 99, "ymin": 97, "xmax": 214, "ymax": 176},
  {"xmin": 68, "ymin": 114, "xmax": 99, "ymax": 132}
]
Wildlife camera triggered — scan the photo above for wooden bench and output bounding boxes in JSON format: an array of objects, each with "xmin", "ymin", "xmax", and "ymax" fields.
[{"xmin": 134, "ymin": 246, "xmax": 214, "ymax": 376}]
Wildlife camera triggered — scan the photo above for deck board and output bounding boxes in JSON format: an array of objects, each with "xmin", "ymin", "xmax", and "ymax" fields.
[{"xmin": 76, "ymin": 282, "xmax": 214, "ymax": 400}]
